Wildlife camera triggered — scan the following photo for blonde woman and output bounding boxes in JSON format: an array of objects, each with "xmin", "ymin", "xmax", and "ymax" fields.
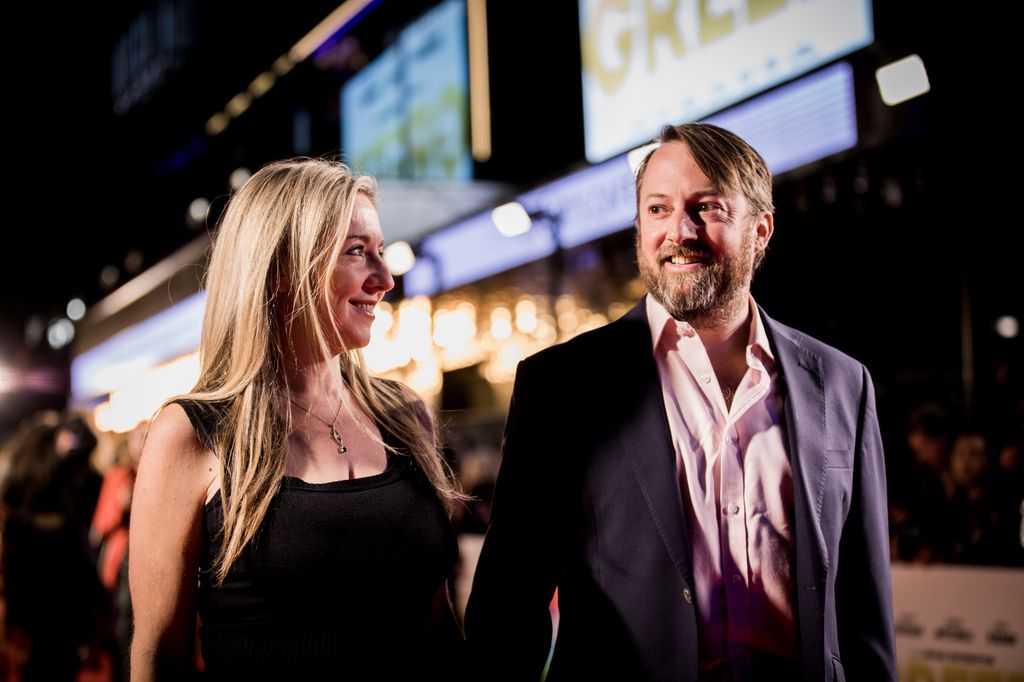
[{"xmin": 129, "ymin": 159, "xmax": 465, "ymax": 681}]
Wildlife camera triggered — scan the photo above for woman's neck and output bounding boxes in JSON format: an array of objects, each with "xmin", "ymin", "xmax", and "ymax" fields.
[{"xmin": 284, "ymin": 354, "xmax": 345, "ymax": 403}]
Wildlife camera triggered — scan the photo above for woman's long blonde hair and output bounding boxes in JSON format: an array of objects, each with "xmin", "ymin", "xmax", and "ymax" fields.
[{"xmin": 172, "ymin": 158, "xmax": 462, "ymax": 583}]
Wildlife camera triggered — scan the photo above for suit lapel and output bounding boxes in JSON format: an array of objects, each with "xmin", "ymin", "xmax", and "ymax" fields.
[
  {"xmin": 765, "ymin": 316, "xmax": 830, "ymax": 579},
  {"xmin": 611, "ymin": 302, "xmax": 695, "ymax": 584},
  {"xmin": 761, "ymin": 308, "xmax": 828, "ymax": 675}
]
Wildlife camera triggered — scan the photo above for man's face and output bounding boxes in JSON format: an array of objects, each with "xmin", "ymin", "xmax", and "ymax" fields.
[{"xmin": 636, "ymin": 141, "xmax": 772, "ymax": 325}]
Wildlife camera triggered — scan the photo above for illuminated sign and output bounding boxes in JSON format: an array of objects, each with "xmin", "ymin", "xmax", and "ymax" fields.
[
  {"xmin": 405, "ymin": 61, "xmax": 857, "ymax": 297},
  {"xmin": 71, "ymin": 292, "xmax": 205, "ymax": 402},
  {"xmin": 579, "ymin": 0, "xmax": 872, "ymax": 162},
  {"xmin": 342, "ymin": 0, "xmax": 471, "ymax": 180}
]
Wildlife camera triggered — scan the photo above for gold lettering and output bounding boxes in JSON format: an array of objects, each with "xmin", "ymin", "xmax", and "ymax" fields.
[
  {"xmin": 941, "ymin": 665, "xmax": 968, "ymax": 682},
  {"xmin": 699, "ymin": 0, "xmax": 733, "ymax": 46},
  {"xmin": 582, "ymin": 0, "xmax": 632, "ymax": 94},
  {"xmin": 906, "ymin": 661, "xmax": 937, "ymax": 682},
  {"xmin": 645, "ymin": 0, "xmax": 684, "ymax": 71},
  {"xmin": 971, "ymin": 671, "xmax": 1000, "ymax": 682},
  {"xmin": 748, "ymin": 0, "xmax": 786, "ymax": 24}
]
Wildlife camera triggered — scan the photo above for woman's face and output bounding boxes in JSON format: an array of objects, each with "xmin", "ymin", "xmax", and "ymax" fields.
[{"xmin": 324, "ymin": 193, "xmax": 394, "ymax": 351}]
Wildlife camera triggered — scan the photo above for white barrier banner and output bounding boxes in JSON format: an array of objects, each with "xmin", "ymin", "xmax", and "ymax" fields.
[{"xmin": 892, "ymin": 563, "xmax": 1024, "ymax": 680}]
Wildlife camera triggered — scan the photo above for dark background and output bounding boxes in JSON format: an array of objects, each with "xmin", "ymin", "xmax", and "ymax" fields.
[{"xmin": 2, "ymin": 2, "xmax": 1020, "ymax": 443}]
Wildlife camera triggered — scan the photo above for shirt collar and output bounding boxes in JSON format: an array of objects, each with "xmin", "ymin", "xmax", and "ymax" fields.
[
  {"xmin": 747, "ymin": 298, "xmax": 775, "ymax": 368},
  {"xmin": 645, "ymin": 294, "xmax": 775, "ymax": 365},
  {"xmin": 646, "ymin": 294, "xmax": 685, "ymax": 350}
]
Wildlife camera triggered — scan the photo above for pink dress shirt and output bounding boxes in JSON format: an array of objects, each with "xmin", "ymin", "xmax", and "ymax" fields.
[{"xmin": 646, "ymin": 295, "xmax": 797, "ymax": 679}]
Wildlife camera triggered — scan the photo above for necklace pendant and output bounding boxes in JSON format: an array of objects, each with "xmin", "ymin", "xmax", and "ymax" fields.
[{"xmin": 331, "ymin": 424, "xmax": 348, "ymax": 454}]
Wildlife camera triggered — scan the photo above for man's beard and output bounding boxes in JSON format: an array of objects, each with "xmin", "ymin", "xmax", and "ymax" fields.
[{"xmin": 637, "ymin": 229, "xmax": 755, "ymax": 328}]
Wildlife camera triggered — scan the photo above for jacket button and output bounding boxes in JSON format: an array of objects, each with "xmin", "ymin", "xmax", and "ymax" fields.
[{"xmin": 682, "ymin": 587, "xmax": 694, "ymax": 604}]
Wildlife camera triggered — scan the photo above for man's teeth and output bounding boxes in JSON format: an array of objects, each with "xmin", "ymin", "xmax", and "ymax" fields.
[{"xmin": 669, "ymin": 255, "xmax": 701, "ymax": 265}]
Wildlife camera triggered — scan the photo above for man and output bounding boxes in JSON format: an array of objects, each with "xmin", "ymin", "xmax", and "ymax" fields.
[{"xmin": 465, "ymin": 123, "xmax": 896, "ymax": 681}]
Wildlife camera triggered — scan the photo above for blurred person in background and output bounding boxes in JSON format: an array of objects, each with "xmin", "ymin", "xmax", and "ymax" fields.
[
  {"xmin": 0, "ymin": 411, "xmax": 107, "ymax": 681},
  {"xmin": 91, "ymin": 420, "xmax": 146, "ymax": 681},
  {"xmin": 889, "ymin": 403, "xmax": 954, "ymax": 562},
  {"xmin": 466, "ymin": 123, "xmax": 896, "ymax": 682},
  {"xmin": 129, "ymin": 158, "xmax": 466, "ymax": 681},
  {"xmin": 991, "ymin": 436, "xmax": 1024, "ymax": 565},
  {"xmin": 943, "ymin": 432, "xmax": 998, "ymax": 564},
  {"xmin": 92, "ymin": 423, "xmax": 145, "ymax": 589}
]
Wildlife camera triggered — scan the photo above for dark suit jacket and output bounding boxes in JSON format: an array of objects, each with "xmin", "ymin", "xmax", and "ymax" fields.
[{"xmin": 465, "ymin": 300, "xmax": 896, "ymax": 682}]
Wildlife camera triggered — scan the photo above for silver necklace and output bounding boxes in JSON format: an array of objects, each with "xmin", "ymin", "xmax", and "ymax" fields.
[{"xmin": 289, "ymin": 397, "xmax": 348, "ymax": 454}]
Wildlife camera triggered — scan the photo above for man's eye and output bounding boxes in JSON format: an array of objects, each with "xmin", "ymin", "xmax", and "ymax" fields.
[{"xmin": 648, "ymin": 205, "xmax": 664, "ymax": 215}]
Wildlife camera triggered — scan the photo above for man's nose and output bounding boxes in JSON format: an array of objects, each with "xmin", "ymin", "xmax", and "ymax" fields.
[{"xmin": 666, "ymin": 213, "xmax": 700, "ymax": 243}]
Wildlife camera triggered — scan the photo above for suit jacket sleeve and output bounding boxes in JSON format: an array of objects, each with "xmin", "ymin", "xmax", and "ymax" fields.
[
  {"xmin": 835, "ymin": 365, "xmax": 897, "ymax": 680},
  {"xmin": 464, "ymin": 357, "xmax": 560, "ymax": 681}
]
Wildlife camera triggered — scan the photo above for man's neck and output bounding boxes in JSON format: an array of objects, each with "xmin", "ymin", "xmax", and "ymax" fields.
[
  {"xmin": 691, "ymin": 292, "xmax": 750, "ymax": 348},
  {"xmin": 692, "ymin": 294, "xmax": 752, "ymax": 408}
]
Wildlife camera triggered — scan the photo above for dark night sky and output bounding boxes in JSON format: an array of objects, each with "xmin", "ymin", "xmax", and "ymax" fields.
[{"xmin": 3, "ymin": 2, "xmax": 339, "ymax": 356}]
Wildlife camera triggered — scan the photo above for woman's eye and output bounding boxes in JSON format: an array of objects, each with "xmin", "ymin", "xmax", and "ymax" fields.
[{"xmin": 347, "ymin": 245, "xmax": 365, "ymax": 256}]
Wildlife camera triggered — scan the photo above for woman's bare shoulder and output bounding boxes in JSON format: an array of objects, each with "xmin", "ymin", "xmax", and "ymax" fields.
[
  {"xmin": 148, "ymin": 403, "xmax": 208, "ymax": 452},
  {"xmin": 138, "ymin": 402, "xmax": 218, "ymax": 494}
]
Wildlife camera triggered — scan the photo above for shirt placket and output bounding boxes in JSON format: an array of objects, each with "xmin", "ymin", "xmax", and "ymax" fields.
[
  {"xmin": 720, "ymin": 407, "xmax": 750, "ymax": 677},
  {"xmin": 683, "ymin": 333, "xmax": 753, "ymax": 673},
  {"xmin": 720, "ymin": 360, "xmax": 770, "ymax": 680}
]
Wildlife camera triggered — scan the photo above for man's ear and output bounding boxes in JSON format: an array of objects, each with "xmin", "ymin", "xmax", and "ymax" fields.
[{"xmin": 753, "ymin": 212, "xmax": 774, "ymax": 255}]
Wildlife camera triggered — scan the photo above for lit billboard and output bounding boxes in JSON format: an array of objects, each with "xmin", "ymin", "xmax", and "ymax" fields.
[
  {"xmin": 342, "ymin": 0, "xmax": 471, "ymax": 180},
  {"xmin": 579, "ymin": 0, "xmax": 872, "ymax": 162}
]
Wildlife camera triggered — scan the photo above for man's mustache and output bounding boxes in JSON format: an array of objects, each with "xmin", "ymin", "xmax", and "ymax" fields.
[{"xmin": 657, "ymin": 244, "xmax": 714, "ymax": 261}]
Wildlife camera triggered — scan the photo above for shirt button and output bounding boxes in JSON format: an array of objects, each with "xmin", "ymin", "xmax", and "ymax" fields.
[
  {"xmin": 724, "ymin": 504, "xmax": 739, "ymax": 515},
  {"xmin": 701, "ymin": 374, "xmax": 712, "ymax": 384},
  {"xmin": 732, "ymin": 573, "xmax": 743, "ymax": 584},
  {"xmin": 682, "ymin": 587, "xmax": 694, "ymax": 604}
]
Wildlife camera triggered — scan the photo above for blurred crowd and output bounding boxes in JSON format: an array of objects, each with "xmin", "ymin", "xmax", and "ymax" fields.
[
  {"xmin": 0, "ymin": 393, "xmax": 1020, "ymax": 681},
  {"xmin": 888, "ymin": 402, "xmax": 1024, "ymax": 566},
  {"xmin": 0, "ymin": 412, "xmax": 144, "ymax": 682}
]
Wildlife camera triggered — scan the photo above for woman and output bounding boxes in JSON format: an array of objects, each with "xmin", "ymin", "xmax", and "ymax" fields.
[{"xmin": 129, "ymin": 159, "xmax": 465, "ymax": 680}]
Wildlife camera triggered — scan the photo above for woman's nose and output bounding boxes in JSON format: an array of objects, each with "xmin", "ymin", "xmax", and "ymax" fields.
[{"xmin": 368, "ymin": 254, "xmax": 395, "ymax": 293}]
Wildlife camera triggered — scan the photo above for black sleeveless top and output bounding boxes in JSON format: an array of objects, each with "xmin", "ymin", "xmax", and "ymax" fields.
[{"xmin": 177, "ymin": 400, "xmax": 460, "ymax": 681}]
